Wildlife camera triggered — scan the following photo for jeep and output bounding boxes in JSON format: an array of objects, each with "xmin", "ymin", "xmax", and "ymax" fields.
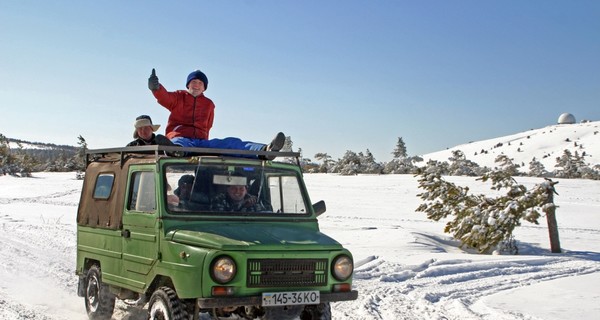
[{"xmin": 76, "ymin": 145, "xmax": 357, "ymax": 320}]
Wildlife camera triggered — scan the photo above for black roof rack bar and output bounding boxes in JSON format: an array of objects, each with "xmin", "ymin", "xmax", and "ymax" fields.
[{"xmin": 86, "ymin": 145, "xmax": 300, "ymax": 158}]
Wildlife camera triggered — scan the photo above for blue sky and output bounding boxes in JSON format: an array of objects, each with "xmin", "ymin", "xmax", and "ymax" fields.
[{"xmin": 1, "ymin": 1, "xmax": 599, "ymax": 162}]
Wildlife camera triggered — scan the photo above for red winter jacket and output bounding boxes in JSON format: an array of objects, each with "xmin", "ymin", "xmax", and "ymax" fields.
[{"xmin": 152, "ymin": 85, "xmax": 215, "ymax": 140}]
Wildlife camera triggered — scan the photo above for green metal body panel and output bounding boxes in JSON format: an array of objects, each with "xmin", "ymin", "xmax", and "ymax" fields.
[
  {"xmin": 77, "ymin": 227, "xmax": 123, "ymax": 282},
  {"xmin": 164, "ymin": 222, "xmax": 340, "ymax": 250}
]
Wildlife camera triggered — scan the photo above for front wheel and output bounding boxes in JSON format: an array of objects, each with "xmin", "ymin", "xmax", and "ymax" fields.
[
  {"xmin": 84, "ymin": 265, "xmax": 115, "ymax": 320},
  {"xmin": 148, "ymin": 286, "xmax": 188, "ymax": 320}
]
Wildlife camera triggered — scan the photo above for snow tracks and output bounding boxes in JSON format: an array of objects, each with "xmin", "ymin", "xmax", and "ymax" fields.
[{"xmin": 334, "ymin": 253, "xmax": 600, "ymax": 320}]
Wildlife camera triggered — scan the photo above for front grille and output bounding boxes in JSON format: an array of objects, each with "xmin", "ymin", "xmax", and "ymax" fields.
[{"xmin": 247, "ymin": 259, "xmax": 328, "ymax": 287}]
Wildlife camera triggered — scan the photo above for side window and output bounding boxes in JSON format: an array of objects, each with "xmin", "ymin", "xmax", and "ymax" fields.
[
  {"xmin": 128, "ymin": 171, "xmax": 156, "ymax": 212},
  {"xmin": 269, "ymin": 175, "xmax": 307, "ymax": 214},
  {"xmin": 93, "ymin": 173, "xmax": 114, "ymax": 200}
]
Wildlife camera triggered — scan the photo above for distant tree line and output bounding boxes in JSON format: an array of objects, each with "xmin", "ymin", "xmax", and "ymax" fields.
[
  {"xmin": 2, "ymin": 134, "xmax": 599, "ymax": 180},
  {"xmin": 0, "ymin": 134, "xmax": 86, "ymax": 177},
  {"xmin": 300, "ymin": 137, "xmax": 600, "ymax": 180},
  {"xmin": 301, "ymin": 137, "xmax": 424, "ymax": 175}
]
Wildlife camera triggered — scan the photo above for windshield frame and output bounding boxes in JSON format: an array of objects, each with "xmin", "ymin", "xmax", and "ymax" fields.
[{"xmin": 162, "ymin": 161, "xmax": 311, "ymax": 217}]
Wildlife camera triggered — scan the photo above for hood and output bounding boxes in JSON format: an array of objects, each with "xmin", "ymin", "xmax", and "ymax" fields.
[{"xmin": 165, "ymin": 223, "xmax": 342, "ymax": 251}]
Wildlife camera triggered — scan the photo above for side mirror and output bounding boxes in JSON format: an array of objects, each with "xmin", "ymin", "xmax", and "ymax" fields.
[{"xmin": 313, "ymin": 200, "xmax": 326, "ymax": 217}]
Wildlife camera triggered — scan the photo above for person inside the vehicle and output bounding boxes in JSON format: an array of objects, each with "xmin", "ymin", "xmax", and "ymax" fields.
[
  {"xmin": 171, "ymin": 174, "xmax": 209, "ymax": 210},
  {"xmin": 165, "ymin": 183, "xmax": 179, "ymax": 207},
  {"xmin": 210, "ymin": 179, "xmax": 268, "ymax": 212}
]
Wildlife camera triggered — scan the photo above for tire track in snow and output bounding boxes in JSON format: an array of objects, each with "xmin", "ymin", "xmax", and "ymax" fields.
[
  {"xmin": 0, "ymin": 219, "xmax": 80, "ymax": 320},
  {"xmin": 0, "ymin": 222, "xmax": 77, "ymax": 293},
  {"xmin": 0, "ymin": 188, "xmax": 80, "ymax": 206},
  {"xmin": 340, "ymin": 255, "xmax": 600, "ymax": 320},
  {"xmin": 0, "ymin": 291, "xmax": 55, "ymax": 320}
]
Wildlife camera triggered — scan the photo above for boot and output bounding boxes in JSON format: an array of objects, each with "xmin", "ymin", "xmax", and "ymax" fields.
[
  {"xmin": 260, "ymin": 132, "xmax": 285, "ymax": 160},
  {"xmin": 267, "ymin": 132, "xmax": 285, "ymax": 152}
]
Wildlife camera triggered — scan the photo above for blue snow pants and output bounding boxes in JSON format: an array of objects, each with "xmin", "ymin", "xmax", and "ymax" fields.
[{"xmin": 170, "ymin": 137, "xmax": 266, "ymax": 158}]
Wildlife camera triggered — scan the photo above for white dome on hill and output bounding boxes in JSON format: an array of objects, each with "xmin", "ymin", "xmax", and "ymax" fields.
[{"xmin": 558, "ymin": 113, "xmax": 576, "ymax": 124}]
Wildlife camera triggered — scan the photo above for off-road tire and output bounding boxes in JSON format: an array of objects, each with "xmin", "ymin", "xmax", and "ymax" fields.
[
  {"xmin": 84, "ymin": 265, "xmax": 116, "ymax": 320},
  {"xmin": 148, "ymin": 286, "xmax": 189, "ymax": 320},
  {"xmin": 300, "ymin": 302, "xmax": 332, "ymax": 320}
]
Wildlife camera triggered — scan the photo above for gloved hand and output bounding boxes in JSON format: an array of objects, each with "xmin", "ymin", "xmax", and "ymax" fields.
[
  {"xmin": 148, "ymin": 68, "xmax": 160, "ymax": 91},
  {"xmin": 243, "ymin": 196, "xmax": 258, "ymax": 207}
]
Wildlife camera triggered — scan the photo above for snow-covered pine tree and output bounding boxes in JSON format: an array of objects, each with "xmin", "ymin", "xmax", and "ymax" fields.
[
  {"xmin": 494, "ymin": 154, "xmax": 520, "ymax": 176},
  {"xmin": 416, "ymin": 167, "xmax": 553, "ymax": 254},
  {"xmin": 0, "ymin": 134, "xmax": 9, "ymax": 156},
  {"xmin": 331, "ymin": 150, "xmax": 361, "ymax": 175},
  {"xmin": 0, "ymin": 133, "xmax": 10, "ymax": 171},
  {"xmin": 382, "ymin": 159, "xmax": 400, "ymax": 174},
  {"xmin": 421, "ymin": 159, "xmax": 449, "ymax": 175},
  {"xmin": 553, "ymin": 149, "xmax": 599, "ymax": 179},
  {"xmin": 383, "ymin": 137, "xmax": 420, "ymax": 174},
  {"xmin": 14, "ymin": 142, "xmax": 37, "ymax": 177},
  {"xmin": 360, "ymin": 149, "xmax": 383, "ymax": 174},
  {"xmin": 392, "ymin": 137, "xmax": 407, "ymax": 159},
  {"xmin": 572, "ymin": 151, "xmax": 600, "ymax": 180},
  {"xmin": 447, "ymin": 150, "xmax": 482, "ymax": 176},
  {"xmin": 579, "ymin": 165, "xmax": 600, "ymax": 180},
  {"xmin": 53, "ymin": 151, "xmax": 72, "ymax": 172},
  {"xmin": 279, "ymin": 135, "xmax": 297, "ymax": 164},
  {"xmin": 0, "ymin": 133, "xmax": 22, "ymax": 176},
  {"xmin": 528, "ymin": 157, "xmax": 548, "ymax": 177},
  {"xmin": 383, "ymin": 157, "xmax": 419, "ymax": 174},
  {"xmin": 74, "ymin": 135, "xmax": 88, "ymax": 179},
  {"xmin": 314, "ymin": 152, "xmax": 335, "ymax": 173},
  {"xmin": 572, "ymin": 151, "xmax": 587, "ymax": 174},
  {"xmin": 554, "ymin": 149, "xmax": 578, "ymax": 178}
]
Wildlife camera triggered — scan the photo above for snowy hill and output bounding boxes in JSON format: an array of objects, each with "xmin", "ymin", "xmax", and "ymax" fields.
[
  {"xmin": 7, "ymin": 138, "xmax": 77, "ymax": 152},
  {"xmin": 8, "ymin": 141, "xmax": 55, "ymax": 150},
  {"xmin": 421, "ymin": 121, "xmax": 600, "ymax": 172}
]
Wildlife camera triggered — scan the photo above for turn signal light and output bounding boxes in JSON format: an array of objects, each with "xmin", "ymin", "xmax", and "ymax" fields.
[
  {"xmin": 211, "ymin": 286, "xmax": 234, "ymax": 296},
  {"xmin": 332, "ymin": 283, "xmax": 352, "ymax": 292}
]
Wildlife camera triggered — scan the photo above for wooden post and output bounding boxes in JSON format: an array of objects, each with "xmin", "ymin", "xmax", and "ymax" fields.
[{"xmin": 544, "ymin": 179, "xmax": 561, "ymax": 253}]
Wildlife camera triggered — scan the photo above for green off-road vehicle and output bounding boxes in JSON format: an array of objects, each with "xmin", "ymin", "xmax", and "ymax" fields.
[{"xmin": 76, "ymin": 145, "xmax": 357, "ymax": 320}]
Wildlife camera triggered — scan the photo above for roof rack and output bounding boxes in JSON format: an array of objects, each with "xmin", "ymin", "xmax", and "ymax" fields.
[{"xmin": 85, "ymin": 145, "xmax": 301, "ymax": 167}]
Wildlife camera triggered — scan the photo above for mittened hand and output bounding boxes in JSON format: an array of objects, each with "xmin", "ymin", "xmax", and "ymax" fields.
[{"xmin": 148, "ymin": 68, "xmax": 159, "ymax": 91}]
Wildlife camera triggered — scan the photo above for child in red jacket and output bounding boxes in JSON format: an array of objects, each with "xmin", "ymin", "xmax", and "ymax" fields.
[{"xmin": 148, "ymin": 68, "xmax": 284, "ymax": 156}]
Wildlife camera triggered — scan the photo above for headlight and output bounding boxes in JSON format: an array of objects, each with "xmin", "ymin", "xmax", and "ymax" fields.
[
  {"xmin": 210, "ymin": 256, "xmax": 236, "ymax": 284},
  {"xmin": 332, "ymin": 255, "xmax": 353, "ymax": 281}
]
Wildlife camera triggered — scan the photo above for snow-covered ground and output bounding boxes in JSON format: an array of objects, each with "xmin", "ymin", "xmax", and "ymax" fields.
[{"xmin": 1, "ymin": 172, "xmax": 599, "ymax": 319}]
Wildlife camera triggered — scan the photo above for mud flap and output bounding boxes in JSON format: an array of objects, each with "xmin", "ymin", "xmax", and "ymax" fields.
[{"xmin": 77, "ymin": 274, "xmax": 86, "ymax": 297}]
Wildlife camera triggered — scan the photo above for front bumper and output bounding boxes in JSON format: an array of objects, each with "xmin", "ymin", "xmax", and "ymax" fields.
[{"xmin": 197, "ymin": 290, "xmax": 358, "ymax": 308}]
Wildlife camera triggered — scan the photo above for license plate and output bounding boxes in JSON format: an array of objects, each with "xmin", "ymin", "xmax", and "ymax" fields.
[{"xmin": 262, "ymin": 290, "xmax": 320, "ymax": 306}]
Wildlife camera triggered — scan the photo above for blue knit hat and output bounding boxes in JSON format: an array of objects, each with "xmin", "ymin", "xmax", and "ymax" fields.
[{"xmin": 186, "ymin": 70, "xmax": 208, "ymax": 89}]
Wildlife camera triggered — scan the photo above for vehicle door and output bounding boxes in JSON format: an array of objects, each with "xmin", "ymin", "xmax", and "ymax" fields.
[{"xmin": 121, "ymin": 166, "xmax": 159, "ymax": 290}]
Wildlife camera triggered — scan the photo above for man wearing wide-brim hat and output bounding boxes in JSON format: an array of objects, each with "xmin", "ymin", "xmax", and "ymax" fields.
[{"xmin": 127, "ymin": 115, "xmax": 174, "ymax": 146}]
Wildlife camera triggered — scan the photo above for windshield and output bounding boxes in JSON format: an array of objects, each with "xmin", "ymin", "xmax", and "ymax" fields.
[{"xmin": 164, "ymin": 163, "xmax": 309, "ymax": 215}]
